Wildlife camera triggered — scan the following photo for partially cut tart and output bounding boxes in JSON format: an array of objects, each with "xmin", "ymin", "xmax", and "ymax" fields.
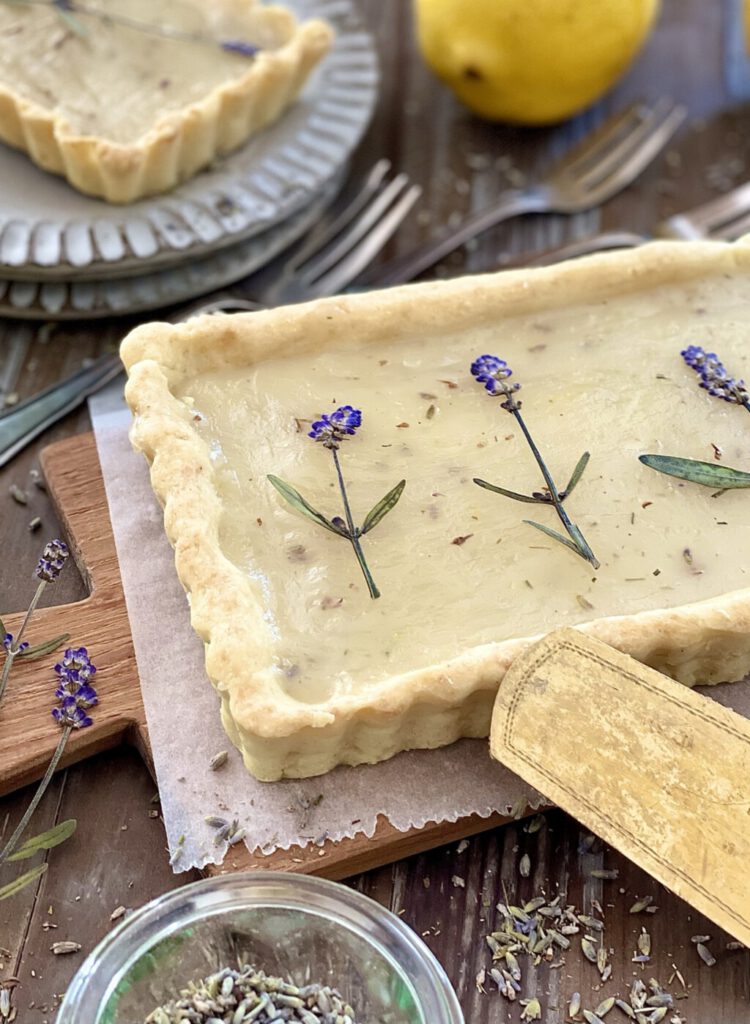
[
  {"xmin": 122, "ymin": 241, "xmax": 750, "ymax": 780},
  {"xmin": 0, "ymin": 0, "xmax": 332, "ymax": 202}
]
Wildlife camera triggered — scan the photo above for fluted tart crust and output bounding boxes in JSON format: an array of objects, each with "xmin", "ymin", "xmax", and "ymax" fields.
[{"xmin": 122, "ymin": 241, "xmax": 750, "ymax": 780}]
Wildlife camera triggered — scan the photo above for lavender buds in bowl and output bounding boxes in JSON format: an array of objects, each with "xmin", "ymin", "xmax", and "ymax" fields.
[{"xmin": 57, "ymin": 874, "xmax": 463, "ymax": 1024}]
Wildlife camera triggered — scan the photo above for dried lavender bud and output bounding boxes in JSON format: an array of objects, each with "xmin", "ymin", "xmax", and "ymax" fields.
[
  {"xmin": 36, "ymin": 539, "xmax": 69, "ymax": 582},
  {"xmin": 221, "ymin": 39, "xmax": 260, "ymax": 56},
  {"xmin": 145, "ymin": 965, "xmax": 362, "ymax": 1024},
  {"xmin": 470, "ymin": 354, "xmax": 522, "ymax": 411},
  {"xmin": 308, "ymin": 405, "xmax": 362, "ymax": 448},
  {"xmin": 51, "ymin": 941, "xmax": 81, "ymax": 955},
  {"xmin": 3, "ymin": 633, "xmax": 29, "ymax": 654},
  {"xmin": 681, "ymin": 344, "xmax": 750, "ymax": 407},
  {"xmin": 52, "ymin": 647, "xmax": 98, "ymax": 729}
]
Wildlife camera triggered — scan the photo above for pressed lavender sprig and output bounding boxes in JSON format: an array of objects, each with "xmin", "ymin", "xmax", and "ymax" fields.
[
  {"xmin": 640, "ymin": 346, "xmax": 750, "ymax": 488},
  {"xmin": 0, "ymin": 647, "xmax": 96, "ymax": 868},
  {"xmin": 268, "ymin": 406, "xmax": 406, "ymax": 600},
  {"xmin": 9, "ymin": 0, "xmax": 260, "ymax": 56},
  {"xmin": 471, "ymin": 356, "xmax": 599, "ymax": 569},
  {"xmin": 681, "ymin": 345, "xmax": 750, "ymax": 410},
  {"xmin": 0, "ymin": 539, "xmax": 70, "ymax": 706}
]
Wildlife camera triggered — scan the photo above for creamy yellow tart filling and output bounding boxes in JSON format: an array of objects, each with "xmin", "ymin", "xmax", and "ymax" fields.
[
  {"xmin": 122, "ymin": 241, "xmax": 750, "ymax": 780},
  {"xmin": 0, "ymin": 0, "xmax": 332, "ymax": 201}
]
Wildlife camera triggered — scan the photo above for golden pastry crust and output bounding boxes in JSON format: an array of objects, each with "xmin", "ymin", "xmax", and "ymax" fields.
[
  {"xmin": 122, "ymin": 240, "xmax": 750, "ymax": 780},
  {"xmin": 0, "ymin": 2, "xmax": 332, "ymax": 203}
]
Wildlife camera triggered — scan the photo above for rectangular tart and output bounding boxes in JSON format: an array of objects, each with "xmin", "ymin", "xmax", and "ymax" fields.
[{"xmin": 122, "ymin": 240, "xmax": 750, "ymax": 781}]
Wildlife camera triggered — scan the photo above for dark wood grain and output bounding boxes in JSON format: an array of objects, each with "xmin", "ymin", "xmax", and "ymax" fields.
[{"xmin": 2, "ymin": 0, "xmax": 750, "ymax": 1021}]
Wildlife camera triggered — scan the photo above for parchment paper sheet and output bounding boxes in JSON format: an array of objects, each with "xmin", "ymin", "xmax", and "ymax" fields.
[{"xmin": 88, "ymin": 384, "xmax": 549, "ymax": 872}]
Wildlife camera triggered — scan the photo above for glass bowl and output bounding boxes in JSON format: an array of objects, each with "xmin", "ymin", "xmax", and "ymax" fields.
[{"xmin": 57, "ymin": 873, "xmax": 463, "ymax": 1024}]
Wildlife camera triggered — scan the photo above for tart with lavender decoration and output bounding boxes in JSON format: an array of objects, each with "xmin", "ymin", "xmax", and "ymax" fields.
[
  {"xmin": 122, "ymin": 240, "xmax": 750, "ymax": 781},
  {"xmin": 0, "ymin": 0, "xmax": 332, "ymax": 202}
]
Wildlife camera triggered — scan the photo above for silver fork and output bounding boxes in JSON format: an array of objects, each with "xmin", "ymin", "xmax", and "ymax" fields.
[
  {"xmin": 510, "ymin": 177, "xmax": 750, "ymax": 267},
  {"xmin": 366, "ymin": 97, "xmax": 686, "ymax": 287},
  {"xmin": 656, "ymin": 181, "xmax": 750, "ymax": 240},
  {"xmin": 0, "ymin": 162, "xmax": 422, "ymax": 468}
]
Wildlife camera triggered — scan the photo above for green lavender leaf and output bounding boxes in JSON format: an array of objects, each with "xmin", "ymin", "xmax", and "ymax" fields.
[
  {"xmin": 473, "ymin": 479, "xmax": 546, "ymax": 504},
  {"xmin": 564, "ymin": 521, "xmax": 600, "ymax": 569},
  {"xmin": 361, "ymin": 480, "xmax": 406, "ymax": 534},
  {"xmin": 17, "ymin": 633, "xmax": 70, "ymax": 661},
  {"xmin": 0, "ymin": 615, "xmax": 5, "ymax": 639},
  {"xmin": 0, "ymin": 863, "xmax": 48, "ymax": 901},
  {"xmin": 267, "ymin": 476, "xmax": 347, "ymax": 536},
  {"xmin": 562, "ymin": 451, "xmax": 591, "ymax": 498},
  {"xmin": 639, "ymin": 455, "xmax": 750, "ymax": 489},
  {"xmin": 523, "ymin": 520, "xmax": 583, "ymax": 556},
  {"xmin": 6, "ymin": 819, "xmax": 77, "ymax": 862}
]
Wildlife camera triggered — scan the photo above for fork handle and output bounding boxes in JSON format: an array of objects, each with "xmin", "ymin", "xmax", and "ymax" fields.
[
  {"xmin": 516, "ymin": 231, "xmax": 647, "ymax": 268},
  {"xmin": 0, "ymin": 353, "xmax": 123, "ymax": 469},
  {"xmin": 0, "ymin": 297, "xmax": 266, "ymax": 470},
  {"xmin": 366, "ymin": 187, "xmax": 550, "ymax": 287}
]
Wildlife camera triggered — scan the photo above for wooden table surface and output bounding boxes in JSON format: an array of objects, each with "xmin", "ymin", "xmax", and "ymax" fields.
[{"xmin": 2, "ymin": 1, "xmax": 750, "ymax": 1021}]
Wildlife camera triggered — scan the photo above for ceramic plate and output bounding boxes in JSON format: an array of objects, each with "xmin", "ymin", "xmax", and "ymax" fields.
[
  {"xmin": 0, "ymin": 0, "xmax": 377, "ymax": 281},
  {"xmin": 0, "ymin": 175, "xmax": 342, "ymax": 319}
]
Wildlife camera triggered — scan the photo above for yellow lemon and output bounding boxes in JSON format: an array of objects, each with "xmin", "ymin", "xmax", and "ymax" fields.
[{"xmin": 414, "ymin": 0, "xmax": 660, "ymax": 125}]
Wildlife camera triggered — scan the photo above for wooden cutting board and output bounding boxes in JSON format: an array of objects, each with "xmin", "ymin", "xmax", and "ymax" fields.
[{"xmin": 0, "ymin": 432, "xmax": 517, "ymax": 880}]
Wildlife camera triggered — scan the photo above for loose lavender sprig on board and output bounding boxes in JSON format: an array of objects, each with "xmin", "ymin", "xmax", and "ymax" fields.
[
  {"xmin": 640, "ymin": 345, "xmax": 750, "ymax": 488},
  {"xmin": 7, "ymin": 0, "xmax": 261, "ymax": 55},
  {"xmin": 0, "ymin": 647, "xmax": 96, "ymax": 871},
  {"xmin": 268, "ymin": 406, "xmax": 406, "ymax": 599},
  {"xmin": 0, "ymin": 539, "xmax": 70, "ymax": 706},
  {"xmin": 471, "ymin": 356, "xmax": 599, "ymax": 569}
]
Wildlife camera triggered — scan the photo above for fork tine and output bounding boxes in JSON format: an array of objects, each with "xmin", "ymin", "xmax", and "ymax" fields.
[
  {"xmin": 663, "ymin": 181, "xmax": 750, "ymax": 235},
  {"xmin": 581, "ymin": 102, "xmax": 686, "ymax": 202},
  {"xmin": 572, "ymin": 98, "xmax": 683, "ymax": 190},
  {"xmin": 309, "ymin": 184, "xmax": 422, "ymax": 296},
  {"xmin": 552, "ymin": 101, "xmax": 650, "ymax": 178},
  {"xmin": 286, "ymin": 159, "xmax": 392, "ymax": 270},
  {"xmin": 708, "ymin": 205, "xmax": 750, "ymax": 241},
  {"xmin": 300, "ymin": 173, "xmax": 415, "ymax": 282}
]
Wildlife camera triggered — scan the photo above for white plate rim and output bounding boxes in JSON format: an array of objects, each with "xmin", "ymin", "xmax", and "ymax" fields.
[{"xmin": 0, "ymin": 174, "xmax": 343, "ymax": 320}]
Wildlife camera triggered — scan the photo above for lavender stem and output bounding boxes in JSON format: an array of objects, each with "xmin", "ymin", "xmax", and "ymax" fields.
[
  {"xmin": 0, "ymin": 726, "xmax": 71, "ymax": 864},
  {"xmin": 0, "ymin": 581, "xmax": 46, "ymax": 707}
]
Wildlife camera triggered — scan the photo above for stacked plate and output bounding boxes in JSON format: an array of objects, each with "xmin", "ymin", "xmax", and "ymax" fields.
[{"xmin": 0, "ymin": 0, "xmax": 377, "ymax": 320}]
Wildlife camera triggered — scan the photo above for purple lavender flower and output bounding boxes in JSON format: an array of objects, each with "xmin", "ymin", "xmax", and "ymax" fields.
[
  {"xmin": 470, "ymin": 355, "xmax": 522, "ymax": 408},
  {"xmin": 52, "ymin": 703, "xmax": 93, "ymax": 730},
  {"xmin": 55, "ymin": 647, "xmax": 96, "ymax": 684},
  {"xmin": 55, "ymin": 681, "xmax": 98, "ymax": 706},
  {"xmin": 681, "ymin": 345, "xmax": 750, "ymax": 407},
  {"xmin": 221, "ymin": 39, "xmax": 260, "ymax": 57},
  {"xmin": 471, "ymin": 354, "xmax": 512, "ymax": 381},
  {"xmin": 3, "ymin": 633, "xmax": 28, "ymax": 654},
  {"xmin": 308, "ymin": 406, "xmax": 363, "ymax": 448},
  {"xmin": 52, "ymin": 646, "xmax": 97, "ymax": 727},
  {"xmin": 36, "ymin": 539, "xmax": 70, "ymax": 583}
]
